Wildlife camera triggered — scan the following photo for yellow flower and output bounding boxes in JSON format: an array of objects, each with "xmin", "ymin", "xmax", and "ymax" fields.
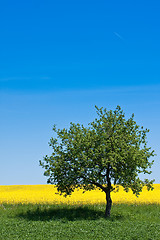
[{"xmin": 0, "ymin": 184, "xmax": 159, "ymax": 205}]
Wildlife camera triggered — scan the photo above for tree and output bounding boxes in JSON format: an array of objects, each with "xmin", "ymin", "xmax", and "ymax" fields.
[{"xmin": 40, "ymin": 106, "xmax": 155, "ymax": 217}]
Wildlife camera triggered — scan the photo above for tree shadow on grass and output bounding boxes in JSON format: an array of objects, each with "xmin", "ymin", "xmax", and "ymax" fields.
[{"xmin": 17, "ymin": 205, "xmax": 124, "ymax": 222}]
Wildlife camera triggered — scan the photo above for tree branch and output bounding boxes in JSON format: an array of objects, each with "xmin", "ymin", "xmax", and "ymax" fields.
[
  {"xmin": 80, "ymin": 175, "xmax": 107, "ymax": 192},
  {"xmin": 90, "ymin": 180, "xmax": 107, "ymax": 193}
]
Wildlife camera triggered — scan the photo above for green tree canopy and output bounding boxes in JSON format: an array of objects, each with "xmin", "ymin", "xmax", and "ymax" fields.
[{"xmin": 40, "ymin": 106, "xmax": 155, "ymax": 217}]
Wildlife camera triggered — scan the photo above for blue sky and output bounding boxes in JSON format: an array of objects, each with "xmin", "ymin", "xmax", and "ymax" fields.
[{"xmin": 0, "ymin": 0, "xmax": 160, "ymax": 184}]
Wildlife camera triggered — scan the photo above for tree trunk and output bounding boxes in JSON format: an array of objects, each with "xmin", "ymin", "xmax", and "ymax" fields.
[
  {"xmin": 105, "ymin": 190, "xmax": 112, "ymax": 217},
  {"xmin": 105, "ymin": 163, "xmax": 112, "ymax": 217}
]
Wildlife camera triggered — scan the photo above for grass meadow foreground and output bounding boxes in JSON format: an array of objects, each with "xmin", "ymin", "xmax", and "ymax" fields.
[{"xmin": 0, "ymin": 185, "xmax": 160, "ymax": 239}]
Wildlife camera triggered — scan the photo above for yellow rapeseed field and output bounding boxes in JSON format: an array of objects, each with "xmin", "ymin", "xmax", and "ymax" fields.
[{"xmin": 0, "ymin": 184, "xmax": 159, "ymax": 205}]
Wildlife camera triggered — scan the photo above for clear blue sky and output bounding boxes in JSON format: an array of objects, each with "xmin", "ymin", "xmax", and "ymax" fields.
[{"xmin": 0, "ymin": 0, "xmax": 160, "ymax": 184}]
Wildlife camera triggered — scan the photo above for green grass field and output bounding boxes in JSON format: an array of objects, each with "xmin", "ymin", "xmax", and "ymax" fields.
[{"xmin": 0, "ymin": 203, "xmax": 160, "ymax": 240}]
